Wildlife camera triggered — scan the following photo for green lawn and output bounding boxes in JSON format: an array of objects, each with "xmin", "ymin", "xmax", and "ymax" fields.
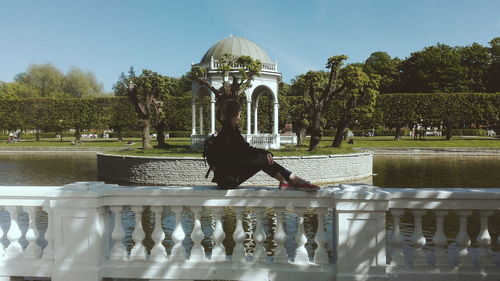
[{"xmin": 1, "ymin": 136, "xmax": 498, "ymax": 157}]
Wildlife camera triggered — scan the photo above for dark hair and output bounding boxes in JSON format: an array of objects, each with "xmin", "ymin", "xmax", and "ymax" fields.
[{"xmin": 222, "ymin": 99, "xmax": 241, "ymax": 121}]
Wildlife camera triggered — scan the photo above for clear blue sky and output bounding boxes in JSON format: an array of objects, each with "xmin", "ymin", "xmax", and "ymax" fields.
[{"xmin": 1, "ymin": 0, "xmax": 499, "ymax": 92}]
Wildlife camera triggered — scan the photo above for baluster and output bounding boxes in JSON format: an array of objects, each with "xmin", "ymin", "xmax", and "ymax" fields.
[
  {"xmin": 211, "ymin": 207, "xmax": 226, "ymax": 262},
  {"xmin": 5, "ymin": 206, "xmax": 23, "ymax": 259},
  {"xmin": 410, "ymin": 210, "xmax": 427, "ymax": 266},
  {"xmin": 432, "ymin": 210, "xmax": 449, "ymax": 266},
  {"xmin": 0, "ymin": 207, "xmax": 4, "ymax": 257},
  {"xmin": 455, "ymin": 210, "xmax": 472, "ymax": 267},
  {"xmin": 272, "ymin": 207, "xmax": 288, "ymax": 263},
  {"xmin": 42, "ymin": 205, "xmax": 54, "ymax": 260},
  {"xmin": 294, "ymin": 207, "xmax": 309, "ymax": 264},
  {"xmin": 109, "ymin": 206, "xmax": 126, "ymax": 260},
  {"xmin": 314, "ymin": 208, "xmax": 329, "ymax": 264},
  {"xmin": 23, "ymin": 206, "xmax": 42, "ymax": 259},
  {"xmin": 170, "ymin": 206, "xmax": 186, "ymax": 260},
  {"xmin": 150, "ymin": 206, "xmax": 167, "ymax": 262},
  {"xmin": 253, "ymin": 207, "xmax": 267, "ymax": 263},
  {"xmin": 477, "ymin": 211, "xmax": 494, "ymax": 267},
  {"xmin": 390, "ymin": 209, "xmax": 405, "ymax": 266},
  {"xmin": 232, "ymin": 207, "xmax": 246, "ymax": 262},
  {"xmin": 189, "ymin": 207, "xmax": 206, "ymax": 261},
  {"xmin": 129, "ymin": 206, "xmax": 146, "ymax": 260}
]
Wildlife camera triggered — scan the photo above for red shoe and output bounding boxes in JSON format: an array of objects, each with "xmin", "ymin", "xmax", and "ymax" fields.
[
  {"xmin": 293, "ymin": 181, "xmax": 320, "ymax": 192},
  {"xmin": 279, "ymin": 183, "xmax": 296, "ymax": 190}
]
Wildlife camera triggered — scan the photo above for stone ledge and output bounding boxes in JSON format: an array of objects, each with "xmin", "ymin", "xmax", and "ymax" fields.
[{"xmin": 97, "ymin": 152, "xmax": 373, "ymax": 186}]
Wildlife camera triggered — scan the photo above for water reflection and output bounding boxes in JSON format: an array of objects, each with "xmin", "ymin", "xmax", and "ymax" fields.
[
  {"xmin": 0, "ymin": 153, "xmax": 97, "ymax": 185},
  {"xmin": 374, "ymin": 155, "xmax": 500, "ymax": 188}
]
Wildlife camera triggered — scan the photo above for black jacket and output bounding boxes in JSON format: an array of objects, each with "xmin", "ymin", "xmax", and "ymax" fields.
[{"xmin": 213, "ymin": 121, "xmax": 268, "ymax": 187}]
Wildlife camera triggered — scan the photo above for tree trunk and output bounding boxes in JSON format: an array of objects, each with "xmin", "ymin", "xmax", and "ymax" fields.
[
  {"xmin": 308, "ymin": 110, "xmax": 322, "ymax": 151},
  {"xmin": 155, "ymin": 123, "xmax": 169, "ymax": 149},
  {"xmin": 297, "ymin": 127, "xmax": 306, "ymax": 146},
  {"xmin": 142, "ymin": 119, "xmax": 152, "ymax": 149},
  {"xmin": 394, "ymin": 126, "xmax": 401, "ymax": 141},
  {"xmin": 35, "ymin": 127, "xmax": 40, "ymax": 142},
  {"xmin": 75, "ymin": 128, "xmax": 81, "ymax": 141},
  {"xmin": 332, "ymin": 119, "xmax": 348, "ymax": 147},
  {"xmin": 445, "ymin": 123, "xmax": 453, "ymax": 140},
  {"xmin": 117, "ymin": 129, "xmax": 123, "ymax": 141}
]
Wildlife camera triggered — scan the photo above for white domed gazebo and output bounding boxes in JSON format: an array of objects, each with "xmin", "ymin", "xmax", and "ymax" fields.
[{"xmin": 191, "ymin": 36, "xmax": 285, "ymax": 149}]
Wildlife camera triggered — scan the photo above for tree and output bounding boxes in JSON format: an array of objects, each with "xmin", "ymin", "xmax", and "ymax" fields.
[
  {"xmin": 363, "ymin": 52, "xmax": 402, "ymax": 93},
  {"xmin": 487, "ymin": 37, "xmax": 500, "ymax": 92},
  {"xmin": 291, "ymin": 55, "xmax": 348, "ymax": 151},
  {"xmin": 14, "ymin": 63, "xmax": 65, "ymax": 97},
  {"xmin": 0, "ymin": 82, "xmax": 37, "ymax": 98},
  {"xmin": 108, "ymin": 97, "xmax": 138, "ymax": 141},
  {"xmin": 63, "ymin": 67, "xmax": 104, "ymax": 98},
  {"xmin": 189, "ymin": 54, "xmax": 262, "ymax": 103},
  {"xmin": 330, "ymin": 66, "xmax": 380, "ymax": 147},
  {"xmin": 114, "ymin": 68, "xmax": 172, "ymax": 149},
  {"xmin": 401, "ymin": 44, "xmax": 468, "ymax": 93},
  {"xmin": 457, "ymin": 43, "xmax": 491, "ymax": 92}
]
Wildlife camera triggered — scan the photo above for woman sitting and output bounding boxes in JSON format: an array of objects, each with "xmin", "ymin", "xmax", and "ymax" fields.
[{"xmin": 212, "ymin": 98, "xmax": 320, "ymax": 191}]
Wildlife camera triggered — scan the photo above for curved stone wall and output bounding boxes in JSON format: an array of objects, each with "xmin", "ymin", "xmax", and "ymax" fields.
[{"xmin": 97, "ymin": 152, "xmax": 373, "ymax": 186}]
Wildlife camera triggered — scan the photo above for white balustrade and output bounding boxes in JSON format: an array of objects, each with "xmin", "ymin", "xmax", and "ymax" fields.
[
  {"xmin": 252, "ymin": 207, "xmax": 267, "ymax": 263},
  {"xmin": 232, "ymin": 207, "xmax": 247, "ymax": 262},
  {"xmin": 477, "ymin": 210, "xmax": 494, "ymax": 266},
  {"xmin": 189, "ymin": 206, "xmax": 206, "ymax": 261},
  {"xmin": 455, "ymin": 210, "xmax": 473, "ymax": 267},
  {"xmin": 150, "ymin": 206, "xmax": 167, "ymax": 261},
  {"xmin": 272, "ymin": 207, "xmax": 289, "ymax": 263},
  {"xmin": 411, "ymin": 210, "xmax": 427, "ymax": 266},
  {"xmin": 313, "ymin": 208, "xmax": 329, "ymax": 264},
  {"xmin": 129, "ymin": 206, "xmax": 147, "ymax": 260},
  {"xmin": 5, "ymin": 206, "xmax": 23, "ymax": 259},
  {"xmin": 294, "ymin": 207, "xmax": 310, "ymax": 264},
  {"xmin": 0, "ymin": 183, "xmax": 499, "ymax": 281},
  {"xmin": 432, "ymin": 210, "xmax": 449, "ymax": 266},
  {"xmin": 23, "ymin": 206, "xmax": 42, "ymax": 259},
  {"xmin": 390, "ymin": 209, "xmax": 405, "ymax": 266},
  {"xmin": 211, "ymin": 207, "xmax": 226, "ymax": 261},
  {"xmin": 109, "ymin": 206, "xmax": 126, "ymax": 260},
  {"xmin": 170, "ymin": 206, "xmax": 186, "ymax": 260}
]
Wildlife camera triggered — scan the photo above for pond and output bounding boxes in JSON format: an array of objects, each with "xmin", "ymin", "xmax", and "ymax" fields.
[{"xmin": 1, "ymin": 152, "xmax": 499, "ymax": 188}]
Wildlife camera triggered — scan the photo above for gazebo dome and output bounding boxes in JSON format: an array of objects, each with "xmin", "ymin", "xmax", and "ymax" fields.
[{"xmin": 200, "ymin": 36, "xmax": 273, "ymax": 64}]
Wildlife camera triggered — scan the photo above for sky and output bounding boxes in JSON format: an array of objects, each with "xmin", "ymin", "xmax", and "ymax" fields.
[{"xmin": 1, "ymin": 0, "xmax": 499, "ymax": 92}]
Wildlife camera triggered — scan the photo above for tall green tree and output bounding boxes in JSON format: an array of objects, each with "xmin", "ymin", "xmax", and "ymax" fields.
[
  {"xmin": 330, "ymin": 66, "xmax": 380, "ymax": 147},
  {"xmin": 114, "ymin": 68, "xmax": 172, "ymax": 149},
  {"xmin": 401, "ymin": 44, "xmax": 467, "ymax": 93},
  {"xmin": 291, "ymin": 55, "xmax": 348, "ymax": 151},
  {"xmin": 14, "ymin": 63, "xmax": 65, "ymax": 97},
  {"xmin": 457, "ymin": 43, "xmax": 490, "ymax": 92},
  {"xmin": 63, "ymin": 67, "xmax": 104, "ymax": 98},
  {"xmin": 487, "ymin": 37, "xmax": 500, "ymax": 92},
  {"xmin": 363, "ymin": 52, "xmax": 401, "ymax": 93}
]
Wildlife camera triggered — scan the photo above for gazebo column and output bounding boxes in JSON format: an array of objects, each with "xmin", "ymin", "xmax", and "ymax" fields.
[
  {"xmin": 254, "ymin": 104, "xmax": 259, "ymax": 134},
  {"xmin": 210, "ymin": 99, "xmax": 215, "ymax": 134},
  {"xmin": 191, "ymin": 99, "xmax": 196, "ymax": 135},
  {"xmin": 246, "ymin": 100, "xmax": 251, "ymax": 135},
  {"xmin": 273, "ymin": 102, "xmax": 279, "ymax": 135},
  {"xmin": 199, "ymin": 103, "xmax": 204, "ymax": 135}
]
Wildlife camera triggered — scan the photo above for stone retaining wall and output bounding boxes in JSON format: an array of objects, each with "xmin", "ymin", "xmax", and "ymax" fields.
[{"xmin": 97, "ymin": 152, "xmax": 373, "ymax": 186}]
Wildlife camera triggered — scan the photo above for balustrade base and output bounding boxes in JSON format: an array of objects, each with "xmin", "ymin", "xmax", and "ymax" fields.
[
  {"xmin": 101, "ymin": 262, "xmax": 333, "ymax": 281},
  {"xmin": 387, "ymin": 266, "xmax": 500, "ymax": 281}
]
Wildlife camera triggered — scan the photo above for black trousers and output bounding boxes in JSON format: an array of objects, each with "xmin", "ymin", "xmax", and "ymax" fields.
[{"xmin": 217, "ymin": 152, "xmax": 292, "ymax": 189}]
